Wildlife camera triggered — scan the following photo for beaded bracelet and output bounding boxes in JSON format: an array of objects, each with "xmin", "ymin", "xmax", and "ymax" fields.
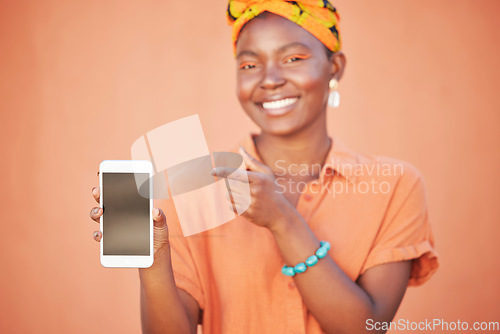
[{"xmin": 281, "ymin": 241, "xmax": 331, "ymax": 277}]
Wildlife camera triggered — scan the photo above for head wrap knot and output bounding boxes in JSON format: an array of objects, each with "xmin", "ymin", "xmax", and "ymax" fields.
[{"xmin": 226, "ymin": 0, "xmax": 341, "ymax": 56}]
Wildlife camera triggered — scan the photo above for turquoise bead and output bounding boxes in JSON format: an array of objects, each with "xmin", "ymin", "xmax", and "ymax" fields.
[
  {"xmin": 316, "ymin": 246, "xmax": 328, "ymax": 259},
  {"xmin": 282, "ymin": 265, "xmax": 295, "ymax": 277},
  {"xmin": 294, "ymin": 262, "xmax": 307, "ymax": 273},
  {"xmin": 305, "ymin": 255, "xmax": 319, "ymax": 267},
  {"xmin": 320, "ymin": 241, "xmax": 331, "ymax": 251}
]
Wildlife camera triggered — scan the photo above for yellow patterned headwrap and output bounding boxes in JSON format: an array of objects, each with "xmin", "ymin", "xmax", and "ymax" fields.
[{"xmin": 227, "ymin": 0, "xmax": 341, "ymax": 56}]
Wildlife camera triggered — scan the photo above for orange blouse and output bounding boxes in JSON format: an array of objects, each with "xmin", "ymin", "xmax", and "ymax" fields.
[{"xmin": 156, "ymin": 133, "xmax": 439, "ymax": 334}]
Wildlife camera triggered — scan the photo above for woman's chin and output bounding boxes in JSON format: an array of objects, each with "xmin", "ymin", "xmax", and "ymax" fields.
[{"xmin": 259, "ymin": 121, "xmax": 302, "ymax": 137}]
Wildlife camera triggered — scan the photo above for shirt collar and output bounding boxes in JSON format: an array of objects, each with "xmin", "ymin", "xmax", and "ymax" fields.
[
  {"xmin": 238, "ymin": 133, "xmax": 360, "ymax": 184},
  {"xmin": 321, "ymin": 135, "xmax": 360, "ymax": 183}
]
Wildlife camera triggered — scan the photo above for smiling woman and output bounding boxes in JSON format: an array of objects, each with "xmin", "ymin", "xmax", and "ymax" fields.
[
  {"xmin": 234, "ymin": 11, "xmax": 345, "ymax": 135},
  {"xmin": 90, "ymin": 1, "xmax": 439, "ymax": 334}
]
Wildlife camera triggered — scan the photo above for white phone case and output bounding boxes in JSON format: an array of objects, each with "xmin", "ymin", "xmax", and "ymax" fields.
[{"xmin": 99, "ymin": 160, "xmax": 154, "ymax": 268}]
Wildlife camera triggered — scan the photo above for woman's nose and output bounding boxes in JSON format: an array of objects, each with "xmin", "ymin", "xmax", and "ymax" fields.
[{"xmin": 260, "ymin": 64, "xmax": 285, "ymax": 89}]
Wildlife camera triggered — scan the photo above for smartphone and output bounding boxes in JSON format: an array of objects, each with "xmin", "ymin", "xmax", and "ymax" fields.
[{"xmin": 99, "ymin": 160, "xmax": 154, "ymax": 268}]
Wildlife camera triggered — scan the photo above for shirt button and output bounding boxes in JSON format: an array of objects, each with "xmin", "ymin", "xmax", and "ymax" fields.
[
  {"xmin": 303, "ymin": 194, "xmax": 313, "ymax": 201},
  {"xmin": 288, "ymin": 281, "xmax": 296, "ymax": 289}
]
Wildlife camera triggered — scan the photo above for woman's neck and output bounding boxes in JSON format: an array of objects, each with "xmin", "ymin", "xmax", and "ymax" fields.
[{"xmin": 254, "ymin": 115, "xmax": 331, "ymax": 178}]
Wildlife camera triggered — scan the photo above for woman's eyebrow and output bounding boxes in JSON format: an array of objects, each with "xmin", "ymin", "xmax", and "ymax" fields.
[
  {"xmin": 236, "ymin": 50, "xmax": 259, "ymax": 59},
  {"xmin": 277, "ymin": 42, "xmax": 310, "ymax": 53}
]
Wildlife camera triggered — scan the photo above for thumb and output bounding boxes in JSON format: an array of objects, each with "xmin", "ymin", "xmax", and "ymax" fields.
[
  {"xmin": 239, "ymin": 146, "xmax": 273, "ymax": 175},
  {"xmin": 153, "ymin": 208, "xmax": 168, "ymax": 230},
  {"xmin": 153, "ymin": 207, "xmax": 169, "ymax": 252}
]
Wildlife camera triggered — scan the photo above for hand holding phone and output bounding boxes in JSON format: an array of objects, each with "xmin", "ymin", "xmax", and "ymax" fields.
[
  {"xmin": 90, "ymin": 188, "xmax": 169, "ymax": 255},
  {"xmin": 89, "ymin": 160, "xmax": 169, "ymax": 268}
]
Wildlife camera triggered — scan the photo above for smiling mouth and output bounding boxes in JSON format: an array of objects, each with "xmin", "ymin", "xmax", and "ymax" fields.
[{"xmin": 258, "ymin": 97, "xmax": 299, "ymax": 116}]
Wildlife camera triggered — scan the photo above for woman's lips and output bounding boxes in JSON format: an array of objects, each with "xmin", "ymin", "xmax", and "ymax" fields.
[{"xmin": 257, "ymin": 97, "xmax": 299, "ymax": 116}]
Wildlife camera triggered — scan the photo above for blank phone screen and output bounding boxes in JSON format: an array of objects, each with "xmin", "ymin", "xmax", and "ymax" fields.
[{"xmin": 102, "ymin": 172, "xmax": 150, "ymax": 255}]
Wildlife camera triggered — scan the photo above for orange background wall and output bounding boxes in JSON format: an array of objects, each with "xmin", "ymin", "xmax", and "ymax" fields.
[{"xmin": 1, "ymin": 1, "xmax": 499, "ymax": 333}]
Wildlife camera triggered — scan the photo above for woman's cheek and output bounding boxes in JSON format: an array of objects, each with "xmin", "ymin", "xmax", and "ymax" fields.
[
  {"xmin": 236, "ymin": 76, "xmax": 255, "ymax": 104},
  {"xmin": 301, "ymin": 72, "xmax": 329, "ymax": 104},
  {"xmin": 295, "ymin": 67, "xmax": 325, "ymax": 91}
]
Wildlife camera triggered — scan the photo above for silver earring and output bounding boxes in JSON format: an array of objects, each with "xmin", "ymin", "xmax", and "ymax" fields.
[{"xmin": 328, "ymin": 78, "xmax": 340, "ymax": 108}]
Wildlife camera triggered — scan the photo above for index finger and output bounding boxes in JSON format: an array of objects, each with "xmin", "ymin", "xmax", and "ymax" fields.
[{"xmin": 92, "ymin": 186, "xmax": 100, "ymax": 204}]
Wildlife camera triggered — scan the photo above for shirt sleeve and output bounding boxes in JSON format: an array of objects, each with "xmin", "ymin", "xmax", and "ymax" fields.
[
  {"xmin": 155, "ymin": 198, "xmax": 205, "ymax": 309},
  {"xmin": 359, "ymin": 163, "xmax": 439, "ymax": 286}
]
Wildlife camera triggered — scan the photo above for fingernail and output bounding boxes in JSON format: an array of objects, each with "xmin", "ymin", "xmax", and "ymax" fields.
[
  {"xmin": 93, "ymin": 208, "xmax": 99, "ymax": 214},
  {"xmin": 93, "ymin": 231, "xmax": 99, "ymax": 238},
  {"xmin": 153, "ymin": 208, "xmax": 160, "ymax": 217}
]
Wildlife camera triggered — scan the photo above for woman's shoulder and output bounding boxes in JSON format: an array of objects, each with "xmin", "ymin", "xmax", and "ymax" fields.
[
  {"xmin": 357, "ymin": 152, "xmax": 424, "ymax": 182},
  {"xmin": 329, "ymin": 136, "xmax": 425, "ymax": 187}
]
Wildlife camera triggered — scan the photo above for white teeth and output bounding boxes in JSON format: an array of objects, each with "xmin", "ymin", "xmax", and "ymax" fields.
[{"xmin": 262, "ymin": 97, "xmax": 298, "ymax": 110}]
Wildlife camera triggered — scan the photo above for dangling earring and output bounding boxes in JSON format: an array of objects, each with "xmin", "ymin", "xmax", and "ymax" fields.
[{"xmin": 328, "ymin": 78, "xmax": 340, "ymax": 108}]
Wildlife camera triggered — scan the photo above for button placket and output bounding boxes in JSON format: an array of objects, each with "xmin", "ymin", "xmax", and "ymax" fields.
[
  {"xmin": 285, "ymin": 180, "xmax": 324, "ymax": 334},
  {"xmin": 285, "ymin": 278, "xmax": 306, "ymax": 334},
  {"xmin": 296, "ymin": 182, "xmax": 314, "ymax": 216}
]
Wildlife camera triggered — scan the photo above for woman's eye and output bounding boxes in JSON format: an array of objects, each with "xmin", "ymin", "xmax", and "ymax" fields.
[
  {"xmin": 284, "ymin": 55, "xmax": 310, "ymax": 63},
  {"xmin": 239, "ymin": 63, "xmax": 256, "ymax": 70}
]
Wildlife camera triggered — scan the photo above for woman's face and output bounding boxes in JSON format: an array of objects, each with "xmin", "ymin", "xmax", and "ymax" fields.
[{"xmin": 235, "ymin": 13, "xmax": 339, "ymax": 136}]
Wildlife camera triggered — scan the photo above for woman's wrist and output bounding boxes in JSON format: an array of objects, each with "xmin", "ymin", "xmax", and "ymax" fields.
[
  {"xmin": 139, "ymin": 244, "xmax": 172, "ymax": 278},
  {"xmin": 268, "ymin": 199, "xmax": 300, "ymax": 236}
]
